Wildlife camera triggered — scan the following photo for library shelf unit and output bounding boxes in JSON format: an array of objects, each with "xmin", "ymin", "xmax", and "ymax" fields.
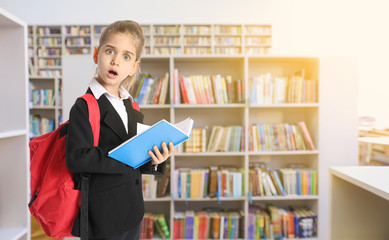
[
  {"xmin": 29, "ymin": 76, "xmax": 62, "ymax": 138},
  {"xmin": 0, "ymin": 8, "xmax": 30, "ymax": 240},
  {"xmin": 126, "ymin": 55, "xmax": 356, "ymax": 240},
  {"xmin": 28, "ymin": 24, "xmax": 272, "ymax": 76},
  {"xmin": 132, "ymin": 55, "xmax": 319, "ymax": 240},
  {"xmin": 61, "ymin": 53, "xmax": 358, "ymax": 239}
]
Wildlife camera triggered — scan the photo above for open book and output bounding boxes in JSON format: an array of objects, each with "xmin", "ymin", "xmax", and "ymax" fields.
[{"xmin": 108, "ymin": 117, "xmax": 194, "ymax": 169}]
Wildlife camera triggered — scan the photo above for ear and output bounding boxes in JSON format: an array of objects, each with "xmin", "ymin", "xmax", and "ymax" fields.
[
  {"xmin": 93, "ymin": 47, "xmax": 99, "ymax": 64},
  {"xmin": 130, "ymin": 60, "xmax": 140, "ymax": 76}
]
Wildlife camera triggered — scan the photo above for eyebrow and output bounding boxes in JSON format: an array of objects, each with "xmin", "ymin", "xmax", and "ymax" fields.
[{"xmin": 105, "ymin": 44, "xmax": 134, "ymax": 56}]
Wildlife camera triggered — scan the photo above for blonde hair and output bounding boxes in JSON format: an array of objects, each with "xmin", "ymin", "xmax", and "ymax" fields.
[{"xmin": 98, "ymin": 20, "xmax": 145, "ymax": 91}]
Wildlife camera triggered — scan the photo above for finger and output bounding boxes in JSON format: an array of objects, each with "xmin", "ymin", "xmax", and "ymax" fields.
[
  {"xmin": 168, "ymin": 142, "xmax": 174, "ymax": 153},
  {"xmin": 148, "ymin": 150, "xmax": 159, "ymax": 164},
  {"xmin": 161, "ymin": 142, "xmax": 169, "ymax": 158},
  {"xmin": 153, "ymin": 145, "xmax": 163, "ymax": 163}
]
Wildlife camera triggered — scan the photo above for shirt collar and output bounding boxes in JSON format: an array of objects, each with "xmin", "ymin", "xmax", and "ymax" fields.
[{"xmin": 89, "ymin": 77, "xmax": 133, "ymax": 101}]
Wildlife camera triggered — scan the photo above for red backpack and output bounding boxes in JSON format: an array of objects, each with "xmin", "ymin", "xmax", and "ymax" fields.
[{"xmin": 28, "ymin": 93, "xmax": 100, "ymax": 239}]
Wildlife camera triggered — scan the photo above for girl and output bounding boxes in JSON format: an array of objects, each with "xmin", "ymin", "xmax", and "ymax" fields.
[{"xmin": 66, "ymin": 20, "xmax": 174, "ymax": 240}]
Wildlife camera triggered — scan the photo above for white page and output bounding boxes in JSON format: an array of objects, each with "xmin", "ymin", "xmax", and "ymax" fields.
[
  {"xmin": 136, "ymin": 117, "xmax": 194, "ymax": 135},
  {"xmin": 174, "ymin": 117, "xmax": 194, "ymax": 135}
]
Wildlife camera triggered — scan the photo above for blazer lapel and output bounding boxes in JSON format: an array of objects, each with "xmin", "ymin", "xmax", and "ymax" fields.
[
  {"xmin": 99, "ymin": 95, "xmax": 129, "ymax": 141},
  {"xmin": 124, "ymin": 99, "xmax": 144, "ymax": 138}
]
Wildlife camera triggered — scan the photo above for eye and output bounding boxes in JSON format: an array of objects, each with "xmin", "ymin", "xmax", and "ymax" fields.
[
  {"xmin": 123, "ymin": 54, "xmax": 130, "ymax": 61},
  {"xmin": 106, "ymin": 49, "xmax": 114, "ymax": 55}
]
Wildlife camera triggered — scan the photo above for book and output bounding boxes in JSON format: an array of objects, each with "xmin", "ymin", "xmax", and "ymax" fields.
[{"xmin": 108, "ymin": 117, "xmax": 194, "ymax": 168}]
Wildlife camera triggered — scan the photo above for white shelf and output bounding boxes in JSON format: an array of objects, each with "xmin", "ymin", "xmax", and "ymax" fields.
[
  {"xmin": 249, "ymin": 103, "xmax": 319, "ymax": 108},
  {"xmin": 330, "ymin": 166, "xmax": 389, "ymax": 201},
  {"xmin": 144, "ymin": 196, "xmax": 171, "ymax": 202},
  {"xmin": 251, "ymin": 195, "xmax": 319, "ymax": 201},
  {"xmin": 0, "ymin": 129, "xmax": 27, "ymax": 139},
  {"xmin": 173, "ymin": 103, "xmax": 245, "ymax": 108},
  {"xmin": 175, "ymin": 197, "xmax": 246, "ymax": 201},
  {"xmin": 174, "ymin": 152, "xmax": 245, "ymax": 157},
  {"xmin": 0, "ymin": 9, "xmax": 25, "ymax": 27},
  {"xmin": 330, "ymin": 166, "xmax": 389, "ymax": 239},
  {"xmin": 249, "ymin": 150, "xmax": 319, "ymax": 156},
  {"xmin": 0, "ymin": 9, "xmax": 29, "ymax": 240},
  {"xmin": 0, "ymin": 228, "xmax": 28, "ymax": 240},
  {"xmin": 140, "ymin": 104, "xmax": 171, "ymax": 109}
]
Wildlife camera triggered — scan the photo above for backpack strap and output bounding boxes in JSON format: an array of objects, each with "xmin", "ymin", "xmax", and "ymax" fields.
[
  {"xmin": 77, "ymin": 93, "xmax": 100, "ymax": 240},
  {"xmin": 79, "ymin": 93, "xmax": 100, "ymax": 147},
  {"xmin": 129, "ymin": 98, "xmax": 140, "ymax": 112}
]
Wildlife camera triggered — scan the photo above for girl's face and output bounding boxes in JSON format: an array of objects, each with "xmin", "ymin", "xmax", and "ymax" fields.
[{"xmin": 94, "ymin": 32, "xmax": 139, "ymax": 94}]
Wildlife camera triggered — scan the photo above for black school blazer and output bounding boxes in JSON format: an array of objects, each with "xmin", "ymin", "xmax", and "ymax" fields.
[{"xmin": 66, "ymin": 89, "xmax": 166, "ymax": 238}]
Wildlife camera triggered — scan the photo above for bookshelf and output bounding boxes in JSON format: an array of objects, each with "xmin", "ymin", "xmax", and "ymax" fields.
[
  {"xmin": 29, "ymin": 76, "xmax": 62, "ymax": 138},
  {"xmin": 26, "ymin": 21, "xmax": 355, "ymax": 239},
  {"xmin": 60, "ymin": 54, "xmax": 358, "ymax": 239},
  {"xmin": 28, "ymin": 24, "xmax": 272, "ymax": 76},
  {"xmin": 0, "ymin": 8, "xmax": 30, "ymax": 240}
]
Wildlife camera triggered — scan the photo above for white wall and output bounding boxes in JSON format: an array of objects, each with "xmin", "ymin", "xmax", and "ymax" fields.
[{"xmin": 1, "ymin": 0, "xmax": 389, "ymax": 123}]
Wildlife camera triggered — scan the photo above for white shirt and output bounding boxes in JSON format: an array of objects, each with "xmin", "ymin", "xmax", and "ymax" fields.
[{"xmin": 89, "ymin": 78, "xmax": 133, "ymax": 133}]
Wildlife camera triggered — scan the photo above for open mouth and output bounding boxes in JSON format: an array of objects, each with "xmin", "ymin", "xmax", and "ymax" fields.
[{"xmin": 108, "ymin": 69, "xmax": 118, "ymax": 76}]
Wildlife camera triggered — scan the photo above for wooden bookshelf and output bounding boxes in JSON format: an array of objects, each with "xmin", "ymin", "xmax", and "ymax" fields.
[
  {"xmin": 0, "ymin": 8, "xmax": 30, "ymax": 240},
  {"xmin": 58, "ymin": 38, "xmax": 357, "ymax": 240}
]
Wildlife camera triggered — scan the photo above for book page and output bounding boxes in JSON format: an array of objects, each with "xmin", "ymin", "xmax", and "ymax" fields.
[
  {"xmin": 174, "ymin": 117, "xmax": 194, "ymax": 135},
  {"xmin": 137, "ymin": 117, "xmax": 194, "ymax": 135},
  {"xmin": 137, "ymin": 122, "xmax": 151, "ymax": 134}
]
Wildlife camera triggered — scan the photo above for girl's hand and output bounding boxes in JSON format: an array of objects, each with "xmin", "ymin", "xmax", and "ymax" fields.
[{"xmin": 148, "ymin": 142, "xmax": 174, "ymax": 165}]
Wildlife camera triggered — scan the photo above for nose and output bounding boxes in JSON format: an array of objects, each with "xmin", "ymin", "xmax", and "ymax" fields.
[{"xmin": 110, "ymin": 55, "xmax": 119, "ymax": 66}]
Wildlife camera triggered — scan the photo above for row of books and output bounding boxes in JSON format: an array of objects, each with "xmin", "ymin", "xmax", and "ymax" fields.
[
  {"xmin": 65, "ymin": 48, "xmax": 91, "ymax": 55},
  {"xmin": 249, "ymin": 71, "xmax": 318, "ymax": 104},
  {"xmin": 249, "ymin": 121, "xmax": 316, "ymax": 152},
  {"xmin": 36, "ymin": 27, "xmax": 61, "ymax": 35},
  {"xmin": 37, "ymin": 48, "xmax": 62, "ymax": 57},
  {"xmin": 36, "ymin": 37, "xmax": 62, "ymax": 46},
  {"xmin": 184, "ymin": 36, "xmax": 211, "ymax": 45},
  {"xmin": 38, "ymin": 59, "xmax": 61, "ymax": 67},
  {"xmin": 154, "ymin": 36, "xmax": 181, "ymax": 45},
  {"xmin": 214, "ymin": 47, "xmax": 242, "ymax": 54},
  {"xmin": 130, "ymin": 73, "xmax": 170, "ymax": 105},
  {"xmin": 30, "ymin": 115, "xmax": 55, "ymax": 137},
  {"xmin": 142, "ymin": 165, "xmax": 170, "ymax": 198},
  {"xmin": 64, "ymin": 37, "xmax": 91, "ymax": 46},
  {"xmin": 173, "ymin": 166, "xmax": 244, "ymax": 199},
  {"xmin": 37, "ymin": 69, "xmax": 61, "ymax": 77},
  {"xmin": 154, "ymin": 25, "xmax": 181, "ymax": 34},
  {"xmin": 176, "ymin": 72, "xmax": 245, "ymax": 104},
  {"xmin": 183, "ymin": 47, "xmax": 212, "ymax": 55},
  {"xmin": 249, "ymin": 164, "xmax": 318, "ymax": 197},
  {"xmin": 214, "ymin": 36, "xmax": 241, "ymax": 45},
  {"xmin": 140, "ymin": 213, "xmax": 170, "ymax": 239},
  {"xmin": 30, "ymin": 88, "xmax": 55, "ymax": 107},
  {"xmin": 173, "ymin": 210, "xmax": 243, "ymax": 239},
  {"xmin": 65, "ymin": 26, "xmax": 91, "ymax": 35},
  {"xmin": 207, "ymin": 126, "xmax": 244, "ymax": 152},
  {"xmin": 248, "ymin": 204, "xmax": 317, "ymax": 239},
  {"xmin": 179, "ymin": 128, "xmax": 207, "ymax": 153},
  {"xmin": 183, "ymin": 26, "xmax": 211, "ymax": 35}
]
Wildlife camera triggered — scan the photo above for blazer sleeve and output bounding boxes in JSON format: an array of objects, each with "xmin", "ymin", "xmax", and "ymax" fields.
[
  {"xmin": 66, "ymin": 98, "xmax": 127, "ymax": 174},
  {"xmin": 139, "ymin": 160, "xmax": 167, "ymax": 175}
]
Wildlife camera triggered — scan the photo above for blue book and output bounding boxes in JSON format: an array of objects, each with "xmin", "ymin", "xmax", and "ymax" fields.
[{"xmin": 108, "ymin": 117, "xmax": 194, "ymax": 168}]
